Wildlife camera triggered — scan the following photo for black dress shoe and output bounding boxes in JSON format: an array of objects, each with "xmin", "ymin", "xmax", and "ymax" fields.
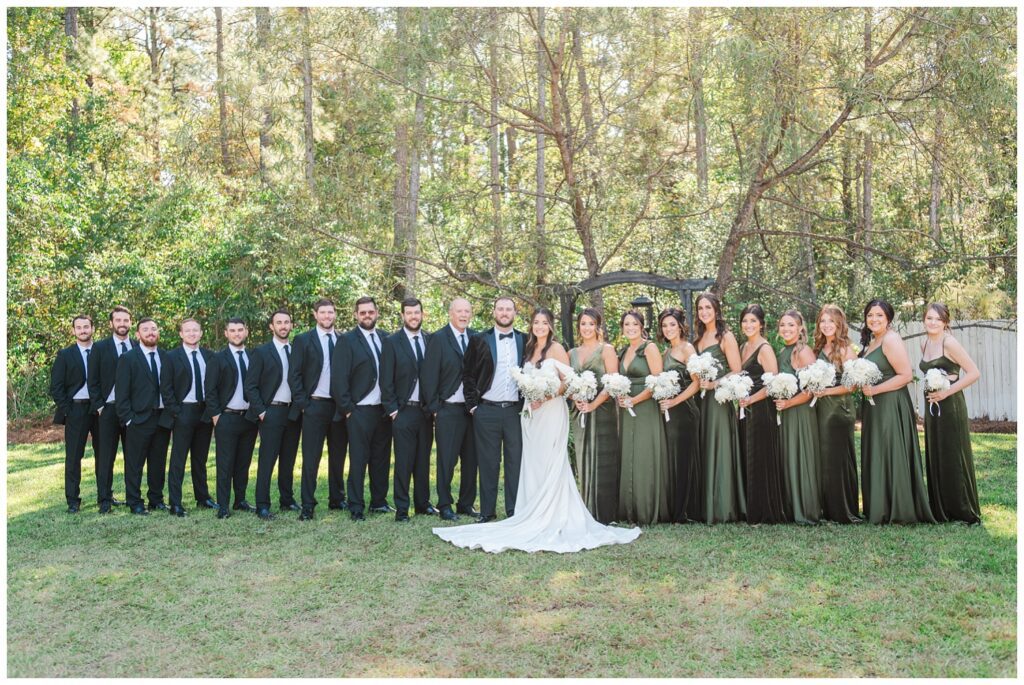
[
  {"xmin": 217, "ymin": 508, "xmax": 231, "ymax": 519},
  {"xmin": 457, "ymin": 506, "xmax": 480, "ymax": 517},
  {"xmin": 197, "ymin": 498, "xmax": 218, "ymax": 510},
  {"xmin": 148, "ymin": 502, "xmax": 169, "ymax": 512},
  {"xmin": 369, "ymin": 504, "xmax": 395, "ymax": 514},
  {"xmin": 280, "ymin": 502, "xmax": 301, "ymax": 512},
  {"xmin": 67, "ymin": 503, "xmax": 80, "ymax": 514},
  {"xmin": 473, "ymin": 514, "xmax": 497, "ymax": 524},
  {"xmin": 232, "ymin": 501, "xmax": 257, "ymax": 513},
  {"xmin": 350, "ymin": 511, "xmax": 366, "ymax": 521},
  {"xmin": 395, "ymin": 511, "xmax": 410, "ymax": 522},
  {"xmin": 169, "ymin": 505, "xmax": 187, "ymax": 518},
  {"xmin": 130, "ymin": 506, "xmax": 149, "ymax": 516},
  {"xmin": 415, "ymin": 504, "xmax": 440, "ymax": 516},
  {"xmin": 298, "ymin": 508, "xmax": 314, "ymax": 521},
  {"xmin": 98, "ymin": 502, "xmax": 112, "ymax": 514},
  {"xmin": 257, "ymin": 508, "xmax": 275, "ymax": 521},
  {"xmin": 439, "ymin": 508, "xmax": 460, "ymax": 521},
  {"xmin": 328, "ymin": 501, "xmax": 350, "ymax": 511},
  {"xmin": 111, "ymin": 497, "xmax": 126, "ymax": 507}
]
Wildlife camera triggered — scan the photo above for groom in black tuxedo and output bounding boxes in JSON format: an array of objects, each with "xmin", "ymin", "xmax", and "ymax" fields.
[{"xmin": 463, "ymin": 296, "xmax": 525, "ymax": 522}]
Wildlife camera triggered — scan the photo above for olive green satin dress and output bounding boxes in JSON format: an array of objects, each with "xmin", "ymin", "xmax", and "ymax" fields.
[
  {"xmin": 778, "ymin": 345, "xmax": 821, "ymax": 524},
  {"xmin": 569, "ymin": 345, "xmax": 621, "ymax": 524},
  {"xmin": 920, "ymin": 353, "xmax": 980, "ymax": 524},
  {"xmin": 699, "ymin": 343, "xmax": 745, "ymax": 523},
  {"xmin": 815, "ymin": 351, "xmax": 862, "ymax": 523},
  {"xmin": 740, "ymin": 343, "xmax": 788, "ymax": 524},
  {"xmin": 618, "ymin": 341, "xmax": 670, "ymax": 525},
  {"xmin": 663, "ymin": 350, "xmax": 701, "ymax": 522},
  {"xmin": 860, "ymin": 345, "xmax": 936, "ymax": 524}
]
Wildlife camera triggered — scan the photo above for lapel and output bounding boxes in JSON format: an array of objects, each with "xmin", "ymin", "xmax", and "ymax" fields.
[
  {"xmin": 354, "ymin": 328, "xmax": 374, "ymax": 363},
  {"xmin": 485, "ymin": 327, "xmax": 498, "ymax": 365},
  {"xmin": 223, "ymin": 347, "xmax": 238, "ymax": 393},
  {"xmin": 309, "ymin": 329, "xmax": 326, "ymax": 368},
  {"xmin": 73, "ymin": 345, "xmax": 88, "ymax": 379},
  {"xmin": 269, "ymin": 342, "xmax": 284, "ymax": 378},
  {"xmin": 446, "ymin": 326, "xmax": 465, "ymax": 358},
  {"xmin": 137, "ymin": 347, "xmax": 159, "ymax": 391},
  {"xmin": 515, "ymin": 330, "xmax": 525, "ymax": 365},
  {"xmin": 398, "ymin": 331, "xmax": 417, "ymax": 365}
]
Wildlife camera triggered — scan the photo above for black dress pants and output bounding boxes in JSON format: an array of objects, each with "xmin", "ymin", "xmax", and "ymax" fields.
[
  {"xmin": 63, "ymin": 401, "xmax": 98, "ymax": 506},
  {"xmin": 124, "ymin": 410, "xmax": 171, "ymax": 509},
  {"xmin": 167, "ymin": 403, "xmax": 213, "ymax": 507},
  {"xmin": 345, "ymin": 405, "xmax": 392, "ymax": 514},
  {"xmin": 391, "ymin": 404, "xmax": 433, "ymax": 513},
  {"xmin": 299, "ymin": 399, "xmax": 348, "ymax": 510},
  {"xmin": 96, "ymin": 402, "xmax": 126, "ymax": 505},
  {"xmin": 214, "ymin": 412, "xmax": 258, "ymax": 509},
  {"xmin": 473, "ymin": 402, "xmax": 523, "ymax": 518},
  {"xmin": 255, "ymin": 405, "xmax": 302, "ymax": 509},
  {"xmin": 434, "ymin": 402, "xmax": 477, "ymax": 512}
]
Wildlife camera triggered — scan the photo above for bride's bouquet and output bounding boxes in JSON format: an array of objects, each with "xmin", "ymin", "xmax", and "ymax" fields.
[
  {"xmin": 645, "ymin": 371, "xmax": 681, "ymax": 422},
  {"xmin": 841, "ymin": 358, "xmax": 883, "ymax": 406},
  {"xmin": 715, "ymin": 372, "xmax": 754, "ymax": 419},
  {"xmin": 924, "ymin": 368, "xmax": 951, "ymax": 417},
  {"xmin": 797, "ymin": 360, "xmax": 837, "ymax": 407},
  {"xmin": 564, "ymin": 370, "xmax": 598, "ymax": 427},
  {"xmin": 601, "ymin": 373, "xmax": 635, "ymax": 417},
  {"xmin": 762, "ymin": 371, "xmax": 799, "ymax": 426},
  {"xmin": 510, "ymin": 362, "xmax": 561, "ymax": 418},
  {"xmin": 686, "ymin": 352, "xmax": 722, "ymax": 398}
]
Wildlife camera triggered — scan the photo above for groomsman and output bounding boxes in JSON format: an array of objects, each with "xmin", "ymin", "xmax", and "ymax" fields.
[
  {"xmin": 464, "ymin": 297, "xmax": 525, "ymax": 523},
  {"xmin": 160, "ymin": 318, "xmax": 216, "ymax": 517},
  {"xmin": 115, "ymin": 317, "xmax": 171, "ymax": 515},
  {"xmin": 332, "ymin": 296, "xmax": 392, "ymax": 521},
  {"xmin": 420, "ymin": 298, "xmax": 478, "ymax": 521},
  {"xmin": 244, "ymin": 309, "xmax": 302, "ymax": 521},
  {"xmin": 49, "ymin": 315, "xmax": 99, "ymax": 513},
  {"xmin": 380, "ymin": 297, "xmax": 436, "ymax": 522},
  {"xmin": 88, "ymin": 305, "xmax": 136, "ymax": 512},
  {"xmin": 290, "ymin": 298, "xmax": 348, "ymax": 520},
  {"xmin": 203, "ymin": 318, "xmax": 258, "ymax": 519}
]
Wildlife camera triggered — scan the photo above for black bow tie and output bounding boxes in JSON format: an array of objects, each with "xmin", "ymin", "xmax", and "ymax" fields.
[{"xmin": 499, "ymin": 332, "xmax": 514, "ymax": 340}]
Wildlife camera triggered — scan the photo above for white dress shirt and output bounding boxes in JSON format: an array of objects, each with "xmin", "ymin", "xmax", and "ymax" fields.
[
  {"xmin": 139, "ymin": 343, "xmax": 164, "ymax": 409},
  {"xmin": 482, "ymin": 328, "xmax": 519, "ymax": 403},
  {"xmin": 356, "ymin": 327, "xmax": 383, "ymax": 406},
  {"xmin": 181, "ymin": 344, "xmax": 206, "ymax": 404},
  {"xmin": 445, "ymin": 323, "xmax": 468, "ymax": 404},
  {"xmin": 105, "ymin": 334, "xmax": 132, "ymax": 404},
  {"xmin": 272, "ymin": 338, "xmax": 292, "ymax": 403},
  {"xmin": 404, "ymin": 328, "xmax": 425, "ymax": 402},
  {"xmin": 226, "ymin": 344, "xmax": 249, "ymax": 411},
  {"xmin": 73, "ymin": 343, "xmax": 92, "ymax": 400},
  {"xmin": 311, "ymin": 328, "xmax": 336, "ymax": 399}
]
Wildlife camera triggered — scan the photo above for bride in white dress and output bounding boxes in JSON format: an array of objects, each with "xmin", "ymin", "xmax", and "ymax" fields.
[{"xmin": 433, "ymin": 309, "xmax": 641, "ymax": 553}]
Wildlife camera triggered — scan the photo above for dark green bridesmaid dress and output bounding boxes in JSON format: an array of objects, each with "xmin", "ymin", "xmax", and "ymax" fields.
[
  {"xmin": 860, "ymin": 345, "xmax": 936, "ymax": 524},
  {"xmin": 618, "ymin": 341, "xmax": 670, "ymax": 524},
  {"xmin": 699, "ymin": 342, "xmax": 746, "ymax": 523},
  {"xmin": 740, "ymin": 343, "xmax": 788, "ymax": 523},
  {"xmin": 778, "ymin": 344, "xmax": 822, "ymax": 524},
  {"xmin": 663, "ymin": 350, "xmax": 701, "ymax": 522},
  {"xmin": 569, "ymin": 345, "xmax": 621, "ymax": 524},
  {"xmin": 816, "ymin": 351, "xmax": 862, "ymax": 523},
  {"xmin": 920, "ymin": 350, "xmax": 981, "ymax": 524}
]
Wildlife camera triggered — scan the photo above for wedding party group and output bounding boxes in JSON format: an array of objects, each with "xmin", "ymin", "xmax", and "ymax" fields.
[{"xmin": 49, "ymin": 291, "xmax": 981, "ymax": 555}]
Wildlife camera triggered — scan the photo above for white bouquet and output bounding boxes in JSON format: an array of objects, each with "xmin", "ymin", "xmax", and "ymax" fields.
[
  {"xmin": 645, "ymin": 371, "xmax": 682, "ymax": 422},
  {"xmin": 797, "ymin": 360, "xmax": 837, "ymax": 407},
  {"xmin": 686, "ymin": 352, "xmax": 722, "ymax": 398},
  {"xmin": 924, "ymin": 368, "xmax": 951, "ymax": 417},
  {"xmin": 601, "ymin": 373, "xmax": 635, "ymax": 417},
  {"xmin": 510, "ymin": 363, "xmax": 561, "ymax": 417},
  {"xmin": 762, "ymin": 371, "xmax": 799, "ymax": 426},
  {"xmin": 715, "ymin": 372, "xmax": 754, "ymax": 419},
  {"xmin": 841, "ymin": 358, "xmax": 883, "ymax": 406},
  {"xmin": 564, "ymin": 370, "xmax": 598, "ymax": 427}
]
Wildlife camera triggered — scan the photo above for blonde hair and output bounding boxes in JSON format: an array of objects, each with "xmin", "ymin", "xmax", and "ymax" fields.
[
  {"xmin": 780, "ymin": 309, "xmax": 808, "ymax": 358},
  {"xmin": 813, "ymin": 304, "xmax": 852, "ymax": 372}
]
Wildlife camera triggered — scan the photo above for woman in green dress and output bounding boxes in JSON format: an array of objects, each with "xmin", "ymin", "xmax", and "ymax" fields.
[
  {"xmin": 694, "ymin": 293, "xmax": 745, "ymax": 523},
  {"xmin": 811, "ymin": 304, "xmax": 862, "ymax": 523},
  {"xmin": 616, "ymin": 310, "xmax": 670, "ymax": 525},
  {"xmin": 920, "ymin": 302, "xmax": 982, "ymax": 524},
  {"xmin": 656, "ymin": 307, "xmax": 701, "ymax": 523},
  {"xmin": 859, "ymin": 299, "xmax": 936, "ymax": 524},
  {"xmin": 774, "ymin": 310, "xmax": 821, "ymax": 525},
  {"xmin": 569, "ymin": 308, "xmax": 622, "ymax": 524},
  {"xmin": 737, "ymin": 304, "xmax": 789, "ymax": 524}
]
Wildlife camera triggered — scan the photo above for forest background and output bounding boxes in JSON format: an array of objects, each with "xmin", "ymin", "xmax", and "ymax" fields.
[{"xmin": 6, "ymin": 6, "xmax": 1017, "ymax": 419}]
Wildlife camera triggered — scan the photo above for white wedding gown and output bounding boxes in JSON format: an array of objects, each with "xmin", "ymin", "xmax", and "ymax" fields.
[{"xmin": 433, "ymin": 358, "xmax": 641, "ymax": 553}]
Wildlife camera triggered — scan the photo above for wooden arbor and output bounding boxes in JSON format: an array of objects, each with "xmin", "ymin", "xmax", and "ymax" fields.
[{"xmin": 554, "ymin": 270, "xmax": 715, "ymax": 348}]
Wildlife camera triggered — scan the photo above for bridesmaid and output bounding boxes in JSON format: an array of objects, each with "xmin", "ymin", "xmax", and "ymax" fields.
[
  {"xmin": 775, "ymin": 310, "xmax": 822, "ymax": 525},
  {"xmin": 656, "ymin": 308, "xmax": 702, "ymax": 523},
  {"xmin": 736, "ymin": 304, "xmax": 789, "ymax": 524},
  {"xmin": 811, "ymin": 304, "xmax": 862, "ymax": 523},
  {"xmin": 920, "ymin": 302, "xmax": 982, "ymax": 524},
  {"xmin": 859, "ymin": 299, "xmax": 936, "ymax": 524},
  {"xmin": 694, "ymin": 293, "xmax": 745, "ymax": 523},
  {"xmin": 569, "ymin": 308, "xmax": 622, "ymax": 524},
  {"xmin": 616, "ymin": 310, "xmax": 670, "ymax": 525}
]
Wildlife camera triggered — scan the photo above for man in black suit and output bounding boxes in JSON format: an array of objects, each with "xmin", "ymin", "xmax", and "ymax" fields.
[
  {"xmin": 332, "ymin": 296, "xmax": 392, "ymax": 521},
  {"xmin": 380, "ymin": 297, "xmax": 436, "ymax": 522},
  {"xmin": 289, "ymin": 298, "xmax": 348, "ymax": 520},
  {"xmin": 464, "ymin": 296, "xmax": 525, "ymax": 522},
  {"xmin": 159, "ymin": 317, "xmax": 216, "ymax": 517},
  {"xmin": 50, "ymin": 315, "xmax": 99, "ymax": 513},
  {"xmin": 203, "ymin": 318, "xmax": 258, "ymax": 519},
  {"xmin": 88, "ymin": 305, "xmax": 136, "ymax": 512},
  {"xmin": 115, "ymin": 317, "xmax": 172, "ymax": 515},
  {"xmin": 244, "ymin": 309, "xmax": 302, "ymax": 521},
  {"xmin": 420, "ymin": 297, "xmax": 478, "ymax": 521}
]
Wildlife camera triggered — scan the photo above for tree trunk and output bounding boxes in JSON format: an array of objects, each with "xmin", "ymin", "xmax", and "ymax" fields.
[
  {"xmin": 534, "ymin": 7, "xmax": 547, "ymax": 297},
  {"xmin": 391, "ymin": 8, "xmax": 411, "ymax": 300},
  {"xmin": 255, "ymin": 8, "xmax": 272, "ymax": 181},
  {"xmin": 841, "ymin": 136, "xmax": 857, "ymax": 302},
  {"xmin": 64, "ymin": 7, "xmax": 79, "ymax": 152},
  {"xmin": 929, "ymin": 104, "xmax": 943, "ymax": 243},
  {"xmin": 407, "ymin": 9, "xmax": 428, "ymax": 296},
  {"xmin": 147, "ymin": 8, "xmax": 161, "ymax": 172},
  {"xmin": 299, "ymin": 7, "xmax": 315, "ymax": 191},
  {"xmin": 488, "ymin": 12, "xmax": 502, "ymax": 279},
  {"xmin": 800, "ymin": 186, "xmax": 818, "ymax": 303},
  {"xmin": 571, "ymin": 19, "xmax": 595, "ymax": 143},
  {"xmin": 689, "ymin": 8, "xmax": 709, "ymax": 198},
  {"xmin": 215, "ymin": 8, "xmax": 230, "ymax": 175},
  {"xmin": 862, "ymin": 132, "xmax": 873, "ymax": 270}
]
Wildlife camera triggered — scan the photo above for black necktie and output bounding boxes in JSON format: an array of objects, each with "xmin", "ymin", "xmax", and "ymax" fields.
[
  {"xmin": 369, "ymin": 332, "xmax": 380, "ymax": 364},
  {"xmin": 148, "ymin": 352, "xmax": 159, "ymax": 407},
  {"xmin": 192, "ymin": 350, "xmax": 204, "ymax": 402},
  {"xmin": 84, "ymin": 348, "xmax": 90, "ymax": 378},
  {"xmin": 120, "ymin": 341, "xmax": 128, "ymax": 356},
  {"xmin": 237, "ymin": 350, "xmax": 247, "ymax": 384},
  {"xmin": 459, "ymin": 333, "xmax": 467, "ymax": 354},
  {"xmin": 413, "ymin": 335, "xmax": 423, "ymax": 367},
  {"xmin": 326, "ymin": 333, "xmax": 335, "ymax": 361},
  {"xmin": 499, "ymin": 332, "xmax": 513, "ymax": 340},
  {"xmin": 284, "ymin": 343, "xmax": 291, "ymax": 360}
]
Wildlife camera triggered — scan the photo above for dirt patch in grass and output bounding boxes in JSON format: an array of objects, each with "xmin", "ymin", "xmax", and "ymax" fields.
[{"xmin": 7, "ymin": 417, "xmax": 62, "ymax": 445}]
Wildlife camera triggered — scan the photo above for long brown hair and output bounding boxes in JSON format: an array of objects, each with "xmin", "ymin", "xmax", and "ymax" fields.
[
  {"xmin": 780, "ymin": 308, "xmax": 808, "ymax": 358},
  {"xmin": 925, "ymin": 302, "xmax": 952, "ymax": 331},
  {"xmin": 813, "ymin": 304, "xmax": 852, "ymax": 371},
  {"xmin": 695, "ymin": 292, "xmax": 727, "ymax": 342},
  {"xmin": 576, "ymin": 307, "xmax": 605, "ymax": 344},
  {"xmin": 656, "ymin": 307, "xmax": 689, "ymax": 344},
  {"xmin": 524, "ymin": 308, "xmax": 557, "ymax": 363}
]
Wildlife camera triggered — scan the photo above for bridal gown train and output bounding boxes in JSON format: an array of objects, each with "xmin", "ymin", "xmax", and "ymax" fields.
[{"xmin": 433, "ymin": 358, "xmax": 642, "ymax": 553}]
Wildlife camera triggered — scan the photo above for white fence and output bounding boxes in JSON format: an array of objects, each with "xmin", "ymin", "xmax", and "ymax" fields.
[{"xmin": 893, "ymin": 319, "xmax": 1016, "ymax": 421}]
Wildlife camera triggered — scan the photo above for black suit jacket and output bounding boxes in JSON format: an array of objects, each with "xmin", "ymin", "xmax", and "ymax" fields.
[
  {"xmin": 244, "ymin": 341, "xmax": 300, "ymax": 422},
  {"xmin": 87, "ymin": 336, "xmax": 138, "ymax": 413},
  {"xmin": 50, "ymin": 344, "xmax": 90, "ymax": 425},
  {"xmin": 380, "ymin": 329, "xmax": 430, "ymax": 414},
  {"xmin": 331, "ymin": 327, "xmax": 390, "ymax": 415},
  {"xmin": 115, "ymin": 346, "xmax": 171, "ymax": 427},
  {"xmin": 202, "ymin": 347, "xmax": 249, "ymax": 422},
  {"xmin": 160, "ymin": 345, "xmax": 214, "ymax": 426},
  {"xmin": 420, "ymin": 325, "xmax": 476, "ymax": 414},
  {"xmin": 463, "ymin": 327, "xmax": 525, "ymax": 411},
  {"xmin": 287, "ymin": 328, "xmax": 341, "ymax": 412}
]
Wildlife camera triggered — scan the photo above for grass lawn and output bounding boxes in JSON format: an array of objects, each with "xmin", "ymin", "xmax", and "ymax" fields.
[{"xmin": 6, "ymin": 432, "xmax": 1016, "ymax": 677}]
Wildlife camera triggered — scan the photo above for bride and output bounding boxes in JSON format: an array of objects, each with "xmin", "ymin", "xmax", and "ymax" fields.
[{"xmin": 433, "ymin": 308, "xmax": 641, "ymax": 553}]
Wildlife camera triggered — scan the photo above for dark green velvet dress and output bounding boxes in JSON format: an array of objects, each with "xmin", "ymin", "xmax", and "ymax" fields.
[
  {"xmin": 740, "ymin": 343, "xmax": 788, "ymax": 523},
  {"xmin": 778, "ymin": 345, "xmax": 821, "ymax": 524},
  {"xmin": 618, "ymin": 341, "xmax": 670, "ymax": 524},
  {"xmin": 663, "ymin": 350, "xmax": 701, "ymax": 523},
  {"xmin": 569, "ymin": 345, "xmax": 621, "ymax": 524},
  {"xmin": 815, "ymin": 351, "xmax": 862, "ymax": 523},
  {"xmin": 699, "ymin": 343, "xmax": 745, "ymax": 523}
]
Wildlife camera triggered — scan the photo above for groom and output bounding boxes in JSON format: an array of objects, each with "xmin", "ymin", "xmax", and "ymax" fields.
[{"xmin": 463, "ymin": 296, "xmax": 525, "ymax": 523}]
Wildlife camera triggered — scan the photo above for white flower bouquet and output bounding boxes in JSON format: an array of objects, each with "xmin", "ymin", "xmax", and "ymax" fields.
[
  {"xmin": 686, "ymin": 352, "xmax": 722, "ymax": 398},
  {"xmin": 715, "ymin": 372, "xmax": 754, "ymax": 419},
  {"xmin": 762, "ymin": 371, "xmax": 799, "ymax": 426},
  {"xmin": 564, "ymin": 370, "xmax": 598, "ymax": 427},
  {"xmin": 841, "ymin": 358, "xmax": 884, "ymax": 406},
  {"xmin": 797, "ymin": 360, "xmax": 837, "ymax": 407},
  {"xmin": 510, "ymin": 363, "xmax": 561, "ymax": 417},
  {"xmin": 645, "ymin": 370, "xmax": 682, "ymax": 421},
  {"xmin": 924, "ymin": 368, "xmax": 951, "ymax": 416},
  {"xmin": 601, "ymin": 373, "xmax": 636, "ymax": 417}
]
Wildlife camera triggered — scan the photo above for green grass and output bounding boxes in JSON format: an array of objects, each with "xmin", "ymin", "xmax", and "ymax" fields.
[{"xmin": 6, "ymin": 433, "xmax": 1016, "ymax": 677}]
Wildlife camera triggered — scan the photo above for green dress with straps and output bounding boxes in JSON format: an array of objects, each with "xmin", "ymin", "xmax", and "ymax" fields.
[
  {"xmin": 699, "ymin": 342, "xmax": 746, "ymax": 523},
  {"xmin": 663, "ymin": 350, "xmax": 701, "ymax": 522},
  {"xmin": 569, "ymin": 345, "xmax": 621, "ymax": 524},
  {"xmin": 618, "ymin": 341, "xmax": 670, "ymax": 524},
  {"xmin": 920, "ymin": 348, "xmax": 980, "ymax": 524},
  {"xmin": 815, "ymin": 350, "xmax": 861, "ymax": 523},
  {"xmin": 778, "ymin": 344, "xmax": 822, "ymax": 524},
  {"xmin": 740, "ymin": 342, "xmax": 788, "ymax": 524},
  {"xmin": 860, "ymin": 344, "xmax": 936, "ymax": 524}
]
